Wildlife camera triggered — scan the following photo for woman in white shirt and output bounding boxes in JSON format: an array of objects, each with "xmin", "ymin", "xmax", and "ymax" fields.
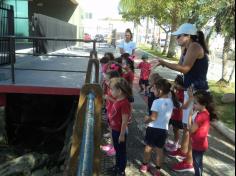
[{"xmin": 118, "ymin": 28, "xmax": 136, "ymax": 56}]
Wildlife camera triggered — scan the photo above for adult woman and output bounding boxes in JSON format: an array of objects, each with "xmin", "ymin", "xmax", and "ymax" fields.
[
  {"xmin": 118, "ymin": 28, "xmax": 136, "ymax": 56},
  {"xmin": 156, "ymin": 23, "xmax": 209, "ymax": 173}
]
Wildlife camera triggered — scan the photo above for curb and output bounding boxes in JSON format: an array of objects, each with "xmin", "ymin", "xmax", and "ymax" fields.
[{"xmin": 211, "ymin": 120, "xmax": 235, "ymax": 144}]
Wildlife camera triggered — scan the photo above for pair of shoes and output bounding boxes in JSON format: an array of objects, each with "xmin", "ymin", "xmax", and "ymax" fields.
[
  {"xmin": 100, "ymin": 144, "xmax": 113, "ymax": 152},
  {"xmin": 172, "ymin": 160, "xmax": 194, "ymax": 172},
  {"xmin": 168, "ymin": 148, "xmax": 186, "ymax": 160},
  {"xmin": 139, "ymin": 164, "xmax": 150, "ymax": 173},
  {"xmin": 103, "ymin": 132, "xmax": 110, "ymax": 138},
  {"xmin": 106, "ymin": 146, "xmax": 116, "ymax": 156}
]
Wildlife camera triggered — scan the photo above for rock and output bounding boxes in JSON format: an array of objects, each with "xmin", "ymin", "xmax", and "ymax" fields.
[{"xmin": 221, "ymin": 93, "xmax": 235, "ymax": 103}]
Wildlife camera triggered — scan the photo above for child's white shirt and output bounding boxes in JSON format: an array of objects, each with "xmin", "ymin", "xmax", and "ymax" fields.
[{"xmin": 149, "ymin": 98, "xmax": 174, "ymax": 130}]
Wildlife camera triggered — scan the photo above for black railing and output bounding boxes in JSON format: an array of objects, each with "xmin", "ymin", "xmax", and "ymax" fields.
[{"xmin": 0, "ymin": 2, "xmax": 15, "ymax": 65}]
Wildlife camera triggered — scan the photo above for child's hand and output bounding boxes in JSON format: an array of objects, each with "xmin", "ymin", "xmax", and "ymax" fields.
[
  {"xmin": 119, "ymin": 134, "xmax": 125, "ymax": 143},
  {"xmin": 187, "ymin": 87, "xmax": 194, "ymax": 99}
]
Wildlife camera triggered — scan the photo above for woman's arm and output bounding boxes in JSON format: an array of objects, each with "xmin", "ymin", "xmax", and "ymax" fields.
[{"xmin": 157, "ymin": 43, "xmax": 203, "ymax": 74}]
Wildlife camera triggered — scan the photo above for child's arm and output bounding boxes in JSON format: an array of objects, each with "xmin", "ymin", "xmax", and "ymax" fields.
[
  {"xmin": 119, "ymin": 114, "xmax": 129, "ymax": 143},
  {"xmin": 181, "ymin": 88, "xmax": 194, "ymax": 109},
  {"xmin": 104, "ymin": 95, "xmax": 116, "ymax": 102},
  {"xmin": 144, "ymin": 111, "xmax": 158, "ymax": 123},
  {"xmin": 188, "ymin": 111, "xmax": 199, "ymax": 133}
]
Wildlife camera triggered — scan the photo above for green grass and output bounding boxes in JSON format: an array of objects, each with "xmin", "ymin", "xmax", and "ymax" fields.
[
  {"xmin": 209, "ymin": 81, "xmax": 235, "ymax": 130},
  {"xmin": 138, "ymin": 43, "xmax": 179, "ymax": 61}
]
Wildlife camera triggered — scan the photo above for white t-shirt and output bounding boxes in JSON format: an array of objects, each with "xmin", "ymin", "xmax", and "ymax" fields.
[
  {"xmin": 118, "ymin": 40, "xmax": 136, "ymax": 55},
  {"xmin": 149, "ymin": 98, "xmax": 174, "ymax": 130}
]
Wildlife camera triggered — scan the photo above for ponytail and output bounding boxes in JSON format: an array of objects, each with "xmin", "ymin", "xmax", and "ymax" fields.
[{"xmin": 190, "ymin": 31, "xmax": 209, "ymax": 54}]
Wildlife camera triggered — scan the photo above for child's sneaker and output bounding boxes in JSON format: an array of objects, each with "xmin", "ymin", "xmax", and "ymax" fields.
[
  {"xmin": 139, "ymin": 164, "xmax": 150, "ymax": 173},
  {"xmin": 172, "ymin": 160, "xmax": 194, "ymax": 172},
  {"xmin": 106, "ymin": 147, "xmax": 116, "ymax": 156},
  {"xmin": 103, "ymin": 132, "xmax": 110, "ymax": 138},
  {"xmin": 168, "ymin": 148, "xmax": 186, "ymax": 160},
  {"xmin": 165, "ymin": 143, "xmax": 178, "ymax": 152},
  {"xmin": 100, "ymin": 144, "xmax": 113, "ymax": 152}
]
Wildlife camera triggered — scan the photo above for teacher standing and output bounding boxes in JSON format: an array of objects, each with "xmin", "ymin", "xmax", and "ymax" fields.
[
  {"xmin": 118, "ymin": 28, "xmax": 136, "ymax": 56},
  {"xmin": 156, "ymin": 23, "xmax": 210, "ymax": 173}
]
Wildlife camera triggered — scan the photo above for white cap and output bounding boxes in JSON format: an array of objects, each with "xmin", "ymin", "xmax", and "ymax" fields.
[{"xmin": 172, "ymin": 23, "xmax": 197, "ymax": 36}]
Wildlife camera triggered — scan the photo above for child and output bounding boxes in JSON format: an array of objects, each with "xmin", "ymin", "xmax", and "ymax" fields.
[
  {"xmin": 137, "ymin": 54, "xmax": 152, "ymax": 95},
  {"xmin": 100, "ymin": 71, "xmax": 120, "ymax": 156},
  {"xmin": 121, "ymin": 54, "xmax": 135, "ymax": 87},
  {"xmin": 107, "ymin": 77, "xmax": 133, "ymax": 176},
  {"xmin": 146, "ymin": 73, "xmax": 162, "ymax": 116},
  {"xmin": 140, "ymin": 79, "xmax": 179, "ymax": 176},
  {"xmin": 165, "ymin": 75, "xmax": 184, "ymax": 152},
  {"xmin": 188, "ymin": 90, "xmax": 217, "ymax": 176}
]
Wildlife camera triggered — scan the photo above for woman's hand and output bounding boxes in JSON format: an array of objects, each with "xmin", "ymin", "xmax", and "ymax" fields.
[
  {"xmin": 144, "ymin": 115, "xmax": 149, "ymax": 123},
  {"xmin": 155, "ymin": 59, "xmax": 165, "ymax": 67},
  {"xmin": 119, "ymin": 134, "xmax": 125, "ymax": 143}
]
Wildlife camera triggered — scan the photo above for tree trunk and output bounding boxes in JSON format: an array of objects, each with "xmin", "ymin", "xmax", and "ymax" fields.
[
  {"xmin": 167, "ymin": 5, "xmax": 179, "ymax": 58},
  {"xmin": 206, "ymin": 27, "xmax": 214, "ymax": 48},
  {"xmin": 221, "ymin": 35, "xmax": 231, "ymax": 80},
  {"xmin": 145, "ymin": 17, "xmax": 149, "ymax": 43},
  {"xmin": 162, "ymin": 32, "xmax": 169, "ymax": 55},
  {"xmin": 228, "ymin": 63, "xmax": 235, "ymax": 83}
]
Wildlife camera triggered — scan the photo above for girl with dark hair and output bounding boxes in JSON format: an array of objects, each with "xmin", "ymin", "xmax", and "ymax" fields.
[
  {"xmin": 108, "ymin": 78, "xmax": 133, "ymax": 176},
  {"xmin": 156, "ymin": 23, "xmax": 210, "ymax": 172},
  {"xmin": 140, "ymin": 78, "xmax": 179, "ymax": 176},
  {"xmin": 121, "ymin": 53, "xmax": 135, "ymax": 86},
  {"xmin": 188, "ymin": 90, "xmax": 217, "ymax": 176},
  {"xmin": 118, "ymin": 28, "xmax": 136, "ymax": 55}
]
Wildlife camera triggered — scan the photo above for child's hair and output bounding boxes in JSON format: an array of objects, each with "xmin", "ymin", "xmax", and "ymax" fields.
[
  {"xmin": 121, "ymin": 53, "xmax": 130, "ymax": 60},
  {"xmin": 174, "ymin": 74, "xmax": 184, "ymax": 87},
  {"xmin": 155, "ymin": 78, "xmax": 180, "ymax": 108},
  {"xmin": 115, "ymin": 56, "xmax": 122, "ymax": 64},
  {"xmin": 104, "ymin": 52, "xmax": 115, "ymax": 61},
  {"xmin": 107, "ymin": 61, "xmax": 122, "ymax": 75},
  {"xmin": 149, "ymin": 73, "xmax": 162, "ymax": 85},
  {"xmin": 100, "ymin": 56, "xmax": 110, "ymax": 64},
  {"xmin": 141, "ymin": 53, "xmax": 149, "ymax": 60},
  {"xmin": 193, "ymin": 90, "xmax": 218, "ymax": 121},
  {"xmin": 121, "ymin": 53, "xmax": 135, "ymax": 72},
  {"xmin": 106, "ymin": 70, "xmax": 120, "ymax": 79},
  {"xmin": 110, "ymin": 77, "xmax": 133, "ymax": 99}
]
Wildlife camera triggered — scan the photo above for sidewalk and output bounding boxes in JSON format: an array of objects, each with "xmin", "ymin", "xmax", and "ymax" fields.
[{"xmin": 100, "ymin": 51, "xmax": 235, "ymax": 176}]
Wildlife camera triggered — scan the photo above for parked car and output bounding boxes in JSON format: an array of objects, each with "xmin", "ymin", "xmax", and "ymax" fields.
[
  {"xmin": 84, "ymin": 33, "xmax": 91, "ymax": 41},
  {"xmin": 94, "ymin": 34, "xmax": 104, "ymax": 42}
]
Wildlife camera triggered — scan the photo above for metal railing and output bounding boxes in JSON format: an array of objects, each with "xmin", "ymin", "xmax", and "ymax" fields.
[{"xmin": 67, "ymin": 52, "xmax": 103, "ymax": 176}]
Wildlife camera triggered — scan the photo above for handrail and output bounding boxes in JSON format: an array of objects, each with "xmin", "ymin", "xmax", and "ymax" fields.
[{"xmin": 67, "ymin": 50, "xmax": 103, "ymax": 176}]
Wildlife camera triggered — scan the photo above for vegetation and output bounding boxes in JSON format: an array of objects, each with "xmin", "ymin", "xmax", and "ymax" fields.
[{"xmin": 209, "ymin": 81, "xmax": 235, "ymax": 130}]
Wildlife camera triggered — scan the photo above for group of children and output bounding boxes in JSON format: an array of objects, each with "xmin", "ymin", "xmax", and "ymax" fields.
[{"xmin": 99, "ymin": 52, "xmax": 217, "ymax": 176}]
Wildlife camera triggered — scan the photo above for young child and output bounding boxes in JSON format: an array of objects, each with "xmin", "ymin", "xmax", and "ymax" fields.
[
  {"xmin": 146, "ymin": 73, "xmax": 162, "ymax": 116},
  {"xmin": 140, "ymin": 79, "xmax": 180, "ymax": 176},
  {"xmin": 100, "ymin": 71, "xmax": 120, "ymax": 156},
  {"xmin": 137, "ymin": 54, "xmax": 152, "ymax": 95},
  {"xmin": 107, "ymin": 77, "xmax": 133, "ymax": 176},
  {"xmin": 121, "ymin": 54, "xmax": 135, "ymax": 87},
  {"xmin": 188, "ymin": 90, "xmax": 217, "ymax": 176},
  {"xmin": 165, "ymin": 75, "xmax": 184, "ymax": 152}
]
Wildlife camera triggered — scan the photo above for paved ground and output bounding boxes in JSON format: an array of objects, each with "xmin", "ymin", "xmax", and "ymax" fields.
[{"xmin": 100, "ymin": 47, "xmax": 235, "ymax": 176}]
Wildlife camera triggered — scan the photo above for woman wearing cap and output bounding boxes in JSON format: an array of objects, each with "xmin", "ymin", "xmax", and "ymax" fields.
[
  {"xmin": 156, "ymin": 23, "xmax": 209, "ymax": 174},
  {"xmin": 118, "ymin": 28, "xmax": 136, "ymax": 56}
]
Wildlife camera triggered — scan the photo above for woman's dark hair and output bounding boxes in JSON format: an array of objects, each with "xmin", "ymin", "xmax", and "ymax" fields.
[
  {"xmin": 106, "ymin": 70, "xmax": 120, "ymax": 79},
  {"xmin": 155, "ymin": 79, "xmax": 180, "ymax": 108},
  {"xmin": 104, "ymin": 52, "xmax": 115, "ymax": 61},
  {"xmin": 111, "ymin": 77, "xmax": 133, "ymax": 99},
  {"xmin": 190, "ymin": 31, "xmax": 209, "ymax": 54},
  {"xmin": 174, "ymin": 74, "xmax": 184, "ymax": 87},
  {"xmin": 100, "ymin": 56, "xmax": 110, "ymax": 64},
  {"xmin": 125, "ymin": 28, "xmax": 133, "ymax": 40},
  {"xmin": 194, "ymin": 90, "xmax": 218, "ymax": 121}
]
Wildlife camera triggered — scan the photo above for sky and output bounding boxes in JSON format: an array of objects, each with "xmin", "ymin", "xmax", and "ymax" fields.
[{"xmin": 80, "ymin": 0, "xmax": 121, "ymax": 19}]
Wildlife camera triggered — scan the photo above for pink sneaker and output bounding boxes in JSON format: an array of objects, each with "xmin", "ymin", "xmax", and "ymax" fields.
[
  {"xmin": 139, "ymin": 164, "xmax": 150, "ymax": 173},
  {"xmin": 100, "ymin": 144, "xmax": 113, "ymax": 152},
  {"xmin": 172, "ymin": 160, "xmax": 194, "ymax": 172},
  {"xmin": 106, "ymin": 147, "xmax": 116, "ymax": 156},
  {"xmin": 165, "ymin": 144, "xmax": 178, "ymax": 152},
  {"xmin": 168, "ymin": 149, "xmax": 186, "ymax": 160}
]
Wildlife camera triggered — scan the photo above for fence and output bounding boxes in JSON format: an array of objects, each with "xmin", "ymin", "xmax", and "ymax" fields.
[{"xmin": 0, "ymin": 2, "xmax": 15, "ymax": 65}]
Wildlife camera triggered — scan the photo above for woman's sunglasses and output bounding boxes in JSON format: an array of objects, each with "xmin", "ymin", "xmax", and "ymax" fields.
[{"xmin": 177, "ymin": 34, "xmax": 189, "ymax": 39}]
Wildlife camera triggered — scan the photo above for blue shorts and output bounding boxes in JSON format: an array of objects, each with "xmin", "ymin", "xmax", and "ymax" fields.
[
  {"xmin": 145, "ymin": 127, "xmax": 168, "ymax": 148},
  {"xmin": 139, "ymin": 79, "xmax": 149, "ymax": 87}
]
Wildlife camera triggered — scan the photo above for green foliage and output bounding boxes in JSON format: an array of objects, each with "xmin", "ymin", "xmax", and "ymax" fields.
[{"xmin": 209, "ymin": 81, "xmax": 235, "ymax": 129}]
